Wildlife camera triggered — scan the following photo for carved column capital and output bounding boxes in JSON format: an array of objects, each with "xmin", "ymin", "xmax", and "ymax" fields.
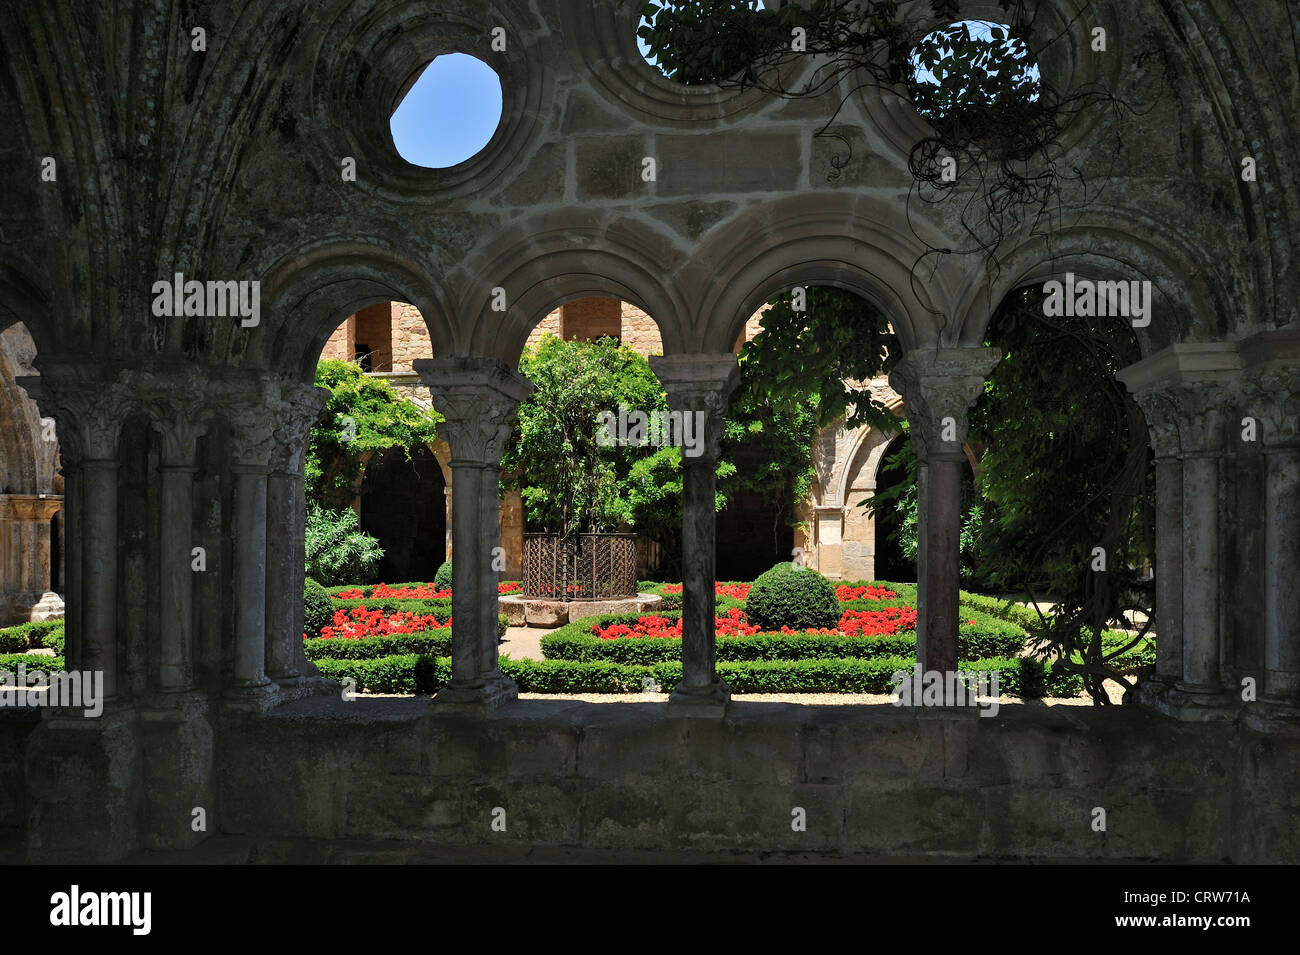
[
  {"xmin": 271, "ymin": 382, "xmax": 329, "ymax": 473},
  {"xmin": 16, "ymin": 369, "xmax": 136, "ymax": 463},
  {"xmin": 1131, "ymin": 381, "xmax": 1236, "ymax": 458},
  {"xmin": 414, "ymin": 357, "xmax": 534, "ymax": 466},
  {"xmin": 124, "ymin": 369, "xmax": 212, "ymax": 468},
  {"xmin": 888, "ymin": 347, "xmax": 1000, "ymax": 460},
  {"xmin": 648, "ymin": 354, "xmax": 741, "ymax": 464},
  {"xmin": 217, "ymin": 376, "xmax": 282, "ymax": 470},
  {"xmin": 1240, "ymin": 370, "xmax": 1300, "ymax": 450}
]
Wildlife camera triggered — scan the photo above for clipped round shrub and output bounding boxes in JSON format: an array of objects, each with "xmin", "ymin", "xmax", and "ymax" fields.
[
  {"xmin": 434, "ymin": 560, "xmax": 453, "ymax": 591},
  {"xmin": 304, "ymin": 578, "xmax": 334, "ymax": 638},
  {"xmin": 745, "ymin": 563, "xmax": 841, "ymax": 632}
]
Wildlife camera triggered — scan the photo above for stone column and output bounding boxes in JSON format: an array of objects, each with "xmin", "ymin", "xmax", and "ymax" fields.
[
  {"xmin": 1244, "ymin": 370, "xmax": 1300, "ymax": 721},
  {"xmin": 225, "ymin": 384, "xmax": 279, "ymax": 705},
  {"xmin": 152, "ymin": 406, "xmax": 209, "ymax": 694},
  {"xmin": 17, "ymin": 376, "xmax": 132, "ymax": 699},
  {"xmin": 889, "ymin": 348, "xmax": 1000, "ymax": 684},
  {"xmin": 1119, "ymin": 349, "xmax": 1241, "ymax": 721},
  {"xmin": 649, "ymin": 354, "xmax": 741, "ymax": 717},
  {"xmin": 0, "ymin": 495, "xmax": 62, "ymax": 613},
  {"xmin": 1130, "ymin": 391, "xmax": 1184, "ymax": 689},
  {"xmin": 266, "ymin": 382, "xmax": 327, "ymax": 686},
  {"xmin": 414, "ymin": 357, "xmax": 532, "ymax": 715}
]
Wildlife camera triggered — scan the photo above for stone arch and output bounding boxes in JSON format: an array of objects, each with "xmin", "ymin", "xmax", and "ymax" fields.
[
  {"xmin": 459, "ymin": 221, "xmax": 689, "ymax": 362},
  {"xmin": 953, "ymin": 216, "xmax": 1233, "ymax": 352},
  {"xmin": 688, "ymin": 196, "xmax": 965, "ymax": 353},
  {"xmin": 259, "ymin": 241, "xmax": 454, "ymax": 382}
]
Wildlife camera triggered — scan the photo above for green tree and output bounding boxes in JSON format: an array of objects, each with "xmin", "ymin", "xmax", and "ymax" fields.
[
  {"xmin": 503, "ymin": 334, "xmax": 684, "ymax": 536},
  {"xmin": 306, "ymin": 359, "xmax": 442, "ymax": 512}
]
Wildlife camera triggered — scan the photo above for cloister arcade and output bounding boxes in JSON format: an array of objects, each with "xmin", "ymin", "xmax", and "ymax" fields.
[{"xmin": 1, "ymin": 0, "xmax": 1297, "ymax": 861}]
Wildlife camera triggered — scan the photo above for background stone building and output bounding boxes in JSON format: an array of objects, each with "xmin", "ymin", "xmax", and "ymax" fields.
[
  {"xmin": 318, "ymin": 297, "xmax": 908, "ymax": 582},
  {"xmin": 0, "ymin": 323, "xmax": 63, "ymax": 625}
]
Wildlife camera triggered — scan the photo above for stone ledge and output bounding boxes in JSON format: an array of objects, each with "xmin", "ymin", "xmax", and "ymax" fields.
[{"xmin": 499, "ymin": 593, "xmax": 663, "ymax": 628}]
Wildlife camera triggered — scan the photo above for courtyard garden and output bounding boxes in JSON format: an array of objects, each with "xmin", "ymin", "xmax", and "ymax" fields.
[{"xmin": 289, "ymin": 561, "xmax": 1156, "ymax": 700}]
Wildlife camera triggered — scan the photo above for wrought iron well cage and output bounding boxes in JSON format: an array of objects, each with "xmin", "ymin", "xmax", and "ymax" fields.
[{"xmin": 522, "ymin": 533, "xmax": 638, "ymax": 600}]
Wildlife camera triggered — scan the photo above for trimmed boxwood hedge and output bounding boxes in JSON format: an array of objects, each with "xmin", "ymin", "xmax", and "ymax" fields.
[
  {"xmin": 304, "ymin": 631, "xmax": 453, "ymax": 660},
  {"xmin": 311, "ymin": 651, "xmax": 1081, "ymax": 698}
]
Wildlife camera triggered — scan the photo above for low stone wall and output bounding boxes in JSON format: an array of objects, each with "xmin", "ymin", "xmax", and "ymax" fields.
[{"xmin": 196, "ymin": 698, "xmax": 1300, "ymax": 863}]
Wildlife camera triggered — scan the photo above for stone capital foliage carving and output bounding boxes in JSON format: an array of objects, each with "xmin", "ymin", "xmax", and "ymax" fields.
[
  {"xmin": 414, "ymin": 358, "xmax": 534, "ymax": 466},
  {"xmin": 15, "ymin": 370, "xmax": 137, "ymax": 462},
  {"xmin": 123, "ymin": 369, "xmax": 212, "ymax": 467},
  {"xmin": 1240, "ymin": 370, "xmax": 1300, "ymax": 449},
  {"xmin": 649, "ymin": 354, "xmax": 741, "ymax": 464},
  {"xmin": 271, "ymin": 383, "xmax": 329, "ymax": 472},
  {"xmin": 218, "ymin": 376, "xmax": 283, "ymax": 468},
  {"xmin": 888, "ymin": 348, "xmax": 1000, "ymax": 460},
  {"xmin": 1132, "ymin": 380, "xmax": 1236, "ymax": 457}
]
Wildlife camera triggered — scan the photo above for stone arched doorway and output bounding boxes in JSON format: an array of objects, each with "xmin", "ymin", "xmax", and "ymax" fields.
[{"xmin": 359, "ymin": 444, "xmax": 448, "ymax": 583}]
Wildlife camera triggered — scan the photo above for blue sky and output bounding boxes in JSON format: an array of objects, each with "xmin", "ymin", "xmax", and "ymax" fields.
[{"xmin": 390, "ymin": 53, "xmax": 503, "ymax": 168}]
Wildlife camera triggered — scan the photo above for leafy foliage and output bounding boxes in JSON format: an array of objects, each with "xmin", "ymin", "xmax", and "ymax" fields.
[
  {"xmin": 967, "ymin": 287, "xmax": 1155, "ymax": 703},
  {"xmin": 307, "ymin": 359, "xmax": 442, "ymax": 511},
  {"xmin": 305, "ymin": 502, "xmax": 384, "ymax": 587},
  {"xmin": 434, "ymin": 560, "xmax": 453, "ymax": 591},
  {"xmin": 504, "ymin": 333, "xmax": 680, "ymax": 535}
]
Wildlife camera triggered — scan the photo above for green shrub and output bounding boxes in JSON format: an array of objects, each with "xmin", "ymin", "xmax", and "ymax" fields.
[
  {"xmin": 303, "ymin": 578, "xmax": 334, "ymax": 638},
  {"xmin": 0, "ymin": 653, "xmax": 65, "ymax": 672},
  {"xmin": 0, "ymin": 620, "xmax": 65, "ymax": 653},
  {"xmin": 305, "ymin": 502, "xmax": 384, "ymax": 586},
  {"xmin": 434, "ymin": 560, "xmax": 453, "ymax": 591},
  {"xmin": 745, "ymin": 563, "xmax": 840, "ymax": 631},
  {"xmin": 313, "ymin": 654, "xmax": 448, "ymax": 694}
]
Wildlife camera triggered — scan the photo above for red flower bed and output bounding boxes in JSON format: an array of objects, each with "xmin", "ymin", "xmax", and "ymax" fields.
[
  {"xmin": 333, "ymin": 581, "xmax": 522, "ymax": 599},
  {"xmin": 590, "ymin": 606, "xmax": 919, "ymax": 640},
  {"xmin": 835, "ymin": 585, "xmax": 900, "ymax": 602},
  {"xmin": 311, "ymin": 606, "xmax": 451, "ymax": 641},
  {"xmin": 661, "ymin": 582, "xmax": 751, "ymax": 599},
  {"xmin": 592, "ymin": 608, "xmax": 759, "ymax": 640}
]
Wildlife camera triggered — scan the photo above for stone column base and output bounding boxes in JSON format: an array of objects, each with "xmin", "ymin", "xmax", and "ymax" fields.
[
  {"xmin": 1134, "ymin": 678, "xmax": 1240, "ymax": 721},
  {"xmin": 434, "ymin": 673, "xmax": 518, "ymax": 716},
  {"xmin": 667, "ymin": 678, "xmax": 731, "ymax": 718},
  {"xmin": 1243, "ymin": 699, "xmax": 1300, "ymax": 735},
  {"xmin": 221, "ymin": 680, "xmax": 281, "ymax": 713}
]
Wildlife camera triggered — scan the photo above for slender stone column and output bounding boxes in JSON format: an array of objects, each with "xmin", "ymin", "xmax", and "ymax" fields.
[
  {"xmin": 60, "ymin": 451, "xmax": 83, "ymax": 672},
  {"xmin": 1120, "ymin": 350, "xmax": 1241, "ymax": 721},
  {"xmin": 414, "ymin": 357, "xmax": 532, "ymax": 715},
  {"xmin": 1129, "ymin": 390, "xmax": 1187, "ymax": 688},
  {"xmin": 224, "ymin": 384, "xmax": 280, "ymax": 704},
  {"xmin": 649, "ymin": 354, "xmax": 741, "ymax": 717},
  {"xmin": 266, "ymin": 382, "xmax": 327, "ymax": 684},
  {"xmin": 151, "ymin": 407, "xmax": 209, "ymax": 694},
  {"xmin": 1244, "ymin": 370, "xmax": 1300, "ymax": 717},
  {"xmin": 889, "ymin": 348, "xmax": 1000, "ymax": 686},
  {"xmin": 17, "ymin": 375, "xmax": 132, "ymax": 699}
]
